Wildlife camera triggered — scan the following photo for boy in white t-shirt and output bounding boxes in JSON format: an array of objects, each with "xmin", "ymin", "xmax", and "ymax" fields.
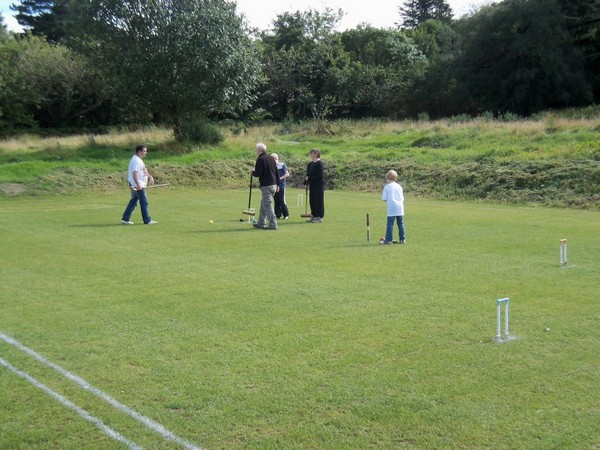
[{"xmin": 381, "ymin": 170, "xmax": 405, "ymax": 244}]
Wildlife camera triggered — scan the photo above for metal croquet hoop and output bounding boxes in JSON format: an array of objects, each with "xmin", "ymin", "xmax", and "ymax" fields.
[
  {"xmin": 300, "ymin": 185, "xmax": 312, "ymax": 218},
  {"xmin": 560, "ymin": 239, "xmax": 568, "ymax": 266},
  {"xmin": 496, "ymin": 298, "xmax": 510, "ymax": 341},
  {"xmin": 246, "ymin": 208, "xmax": 255, "ymax": 224}
]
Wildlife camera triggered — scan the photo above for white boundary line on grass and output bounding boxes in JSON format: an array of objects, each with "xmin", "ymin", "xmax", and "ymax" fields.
[
  {"xmin": 0, "ymin": 332, "xmax": 203, "ymax": 450},
  {"xmin": 0, "ymin": 356, "xmax": 143, "ymax": 450}
]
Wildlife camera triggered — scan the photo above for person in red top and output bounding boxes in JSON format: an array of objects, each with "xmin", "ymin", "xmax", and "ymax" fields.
[{"xmin": 250, "ymin": 143, "xmax": 280, "ymax": 230}]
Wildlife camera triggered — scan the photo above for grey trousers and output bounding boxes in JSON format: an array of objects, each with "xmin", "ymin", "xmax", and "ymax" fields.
[{"xmin": 257, "ymin": 185, "xmax": 277, "ymax": 227}]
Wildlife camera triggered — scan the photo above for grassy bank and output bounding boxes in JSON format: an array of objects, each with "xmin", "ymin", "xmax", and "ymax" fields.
[{"xmin": 1, "ymin": 113, "xmax": 599, "ymax": 209}]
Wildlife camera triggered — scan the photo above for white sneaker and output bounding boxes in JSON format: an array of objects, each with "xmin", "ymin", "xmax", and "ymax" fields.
[
  {"xmin": 121, "ymin": 220, "xmax": 134, "ymax": 225},
  {"xmin": 145, "ymin": 220, "xmax": 158, "ymax": 225}
]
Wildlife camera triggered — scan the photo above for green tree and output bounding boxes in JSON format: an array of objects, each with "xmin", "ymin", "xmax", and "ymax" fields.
[
  {"xmin": 10, "ymin": 0, "xmax": 71, "ymax": 42},
  {"xmin": 339, "ymin": 26, "xmax": 396, "ymax": 117},
  {"xmin": 72, "ymin": 0, "xmax": 263, "ymax": 137},
  {"xmin": 0, "ymin": 33, "xmax": 112, "ymax": 131},
  {"xmin": 258, "ymin": 8, "xmax": 348, "ymax": 121},
  {"xmin": 260, "ymin": 10, "xmax": 431, "ymax": 121},
  {"xmin": 452, "ymin": 0, "xmax": 591, "ymax": 116},
  {"xmin": 404, "ymin": 19, "xmax": 461, "ymax": 118},
  {"xmin": 263, "ymin": 7, "xmax": 343, "ymax": 50},
  {"xmin": 398, "ymin": 0, "xmax": 453, "ymax": 29},
  {"xmin": 17, "ymin": 35, "xmax": 111, "ymax": 127},
  {"xmin": 340, "ymin": 26, "xmax": 428, "ymax": 118},
  {"xmin": 0, "ymin": 32, "xmax": 38, "ymax": 130},
  {"xmin": 558, "ymin": 0, "xmax": 600, "ymax": 101}
]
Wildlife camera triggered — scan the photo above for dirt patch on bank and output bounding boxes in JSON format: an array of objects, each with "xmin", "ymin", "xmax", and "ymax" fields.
[{"xmin": 0, "ymin": 183, "xmax": 25, "ymax": 196}]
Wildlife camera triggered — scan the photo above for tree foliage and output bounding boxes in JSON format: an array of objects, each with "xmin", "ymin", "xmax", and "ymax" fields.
[
  {"xmin": 341, "ymin": 26, "xmax": 428, "ymax": 117},
  {"xmin": 0, "ymin": 33, "xmax": 111, "ymax": 131},
  {"xmin": 258, "ymin": 8, "xmax": 348, "ymax": 121},
  {"xmin": 451, "ymin": 0, "xmax": 591, "ymax": 116},
  {"xmin": 1, "ymin": 0, "xmax": 598, "ymax": 132},
  {"xmin": 558, "ymin": 0, "xmax": 600, "ymax": 100},
  {"xmin": 10, "ymin": 0, "xmax": 71, "ymax": 42},
  {"xmin": 403, "ymin": 19, "xmax": 461, "ymax": 118},
  {"xmin": 398, "ymin": 0, "xmax": 453, "ymax": 29},
  {"xmin": 18, "ymin": 35, "xmax": 111, "ymax": 127},
  {"xmin": 71, "ymin": 0, "xmax": 263, "ymax": 136},
  {"xmin": 0, "ymin": 33, "xmax": 37, "ymax": 130}
]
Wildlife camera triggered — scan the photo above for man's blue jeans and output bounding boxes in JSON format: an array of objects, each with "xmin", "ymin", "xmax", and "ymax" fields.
[
  {"xmin": 122, "ymin": 189, "xmax": 151, "ymax": 224},
  {"xmin": 386, "ymin": 215, "xmax": 405, "ymax": 242}
]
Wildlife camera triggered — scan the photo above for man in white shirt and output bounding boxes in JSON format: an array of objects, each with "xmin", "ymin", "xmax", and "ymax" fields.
[{"xmin": 121, "ymin": 144, "xmax": 157, "ymax": 225}]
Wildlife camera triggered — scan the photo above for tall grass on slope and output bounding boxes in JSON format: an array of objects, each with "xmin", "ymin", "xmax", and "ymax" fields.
[{"xmin": 1, "ymin": 114, "xmax": 599, "ymax": 209}]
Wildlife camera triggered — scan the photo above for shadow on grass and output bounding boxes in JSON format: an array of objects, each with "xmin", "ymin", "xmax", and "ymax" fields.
[
  {"xmin": 70, "ymin": 223, "xmax": 125, "ymax": 228},
  {"xmin": 186, "ymin": 218, "xmax": 314, "ymax": 234}
]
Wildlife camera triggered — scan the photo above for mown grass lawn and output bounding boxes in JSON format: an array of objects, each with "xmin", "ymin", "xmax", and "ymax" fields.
[{"xmin": 1, "ymin": 188, "xmax": 599, "ymax": 449}]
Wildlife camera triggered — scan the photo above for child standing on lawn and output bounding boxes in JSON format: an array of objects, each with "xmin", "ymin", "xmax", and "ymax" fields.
[{"xmin": 381, "ymin": 170, "xmax": 406, "ymax": 244}]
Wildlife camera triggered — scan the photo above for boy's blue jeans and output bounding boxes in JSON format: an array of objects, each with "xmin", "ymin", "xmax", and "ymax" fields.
[
  {"xmin": 385, "ymin": 215, "xmax": 405, "ymax": 242},
  {"xmin": 122, "ymin": 189, "xmax": 151, "ymax": 224}
]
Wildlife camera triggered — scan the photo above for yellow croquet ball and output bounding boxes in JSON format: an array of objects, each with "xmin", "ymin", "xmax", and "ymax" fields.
[{"xmin": 208, "ymin": 220, "xmax": 214, "ymax": 224}]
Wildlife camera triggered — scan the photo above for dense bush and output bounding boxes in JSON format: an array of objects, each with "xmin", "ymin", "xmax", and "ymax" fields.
[{"xmin": 178, "ymin": 117, "xmax": 224, "ymax": 145}]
